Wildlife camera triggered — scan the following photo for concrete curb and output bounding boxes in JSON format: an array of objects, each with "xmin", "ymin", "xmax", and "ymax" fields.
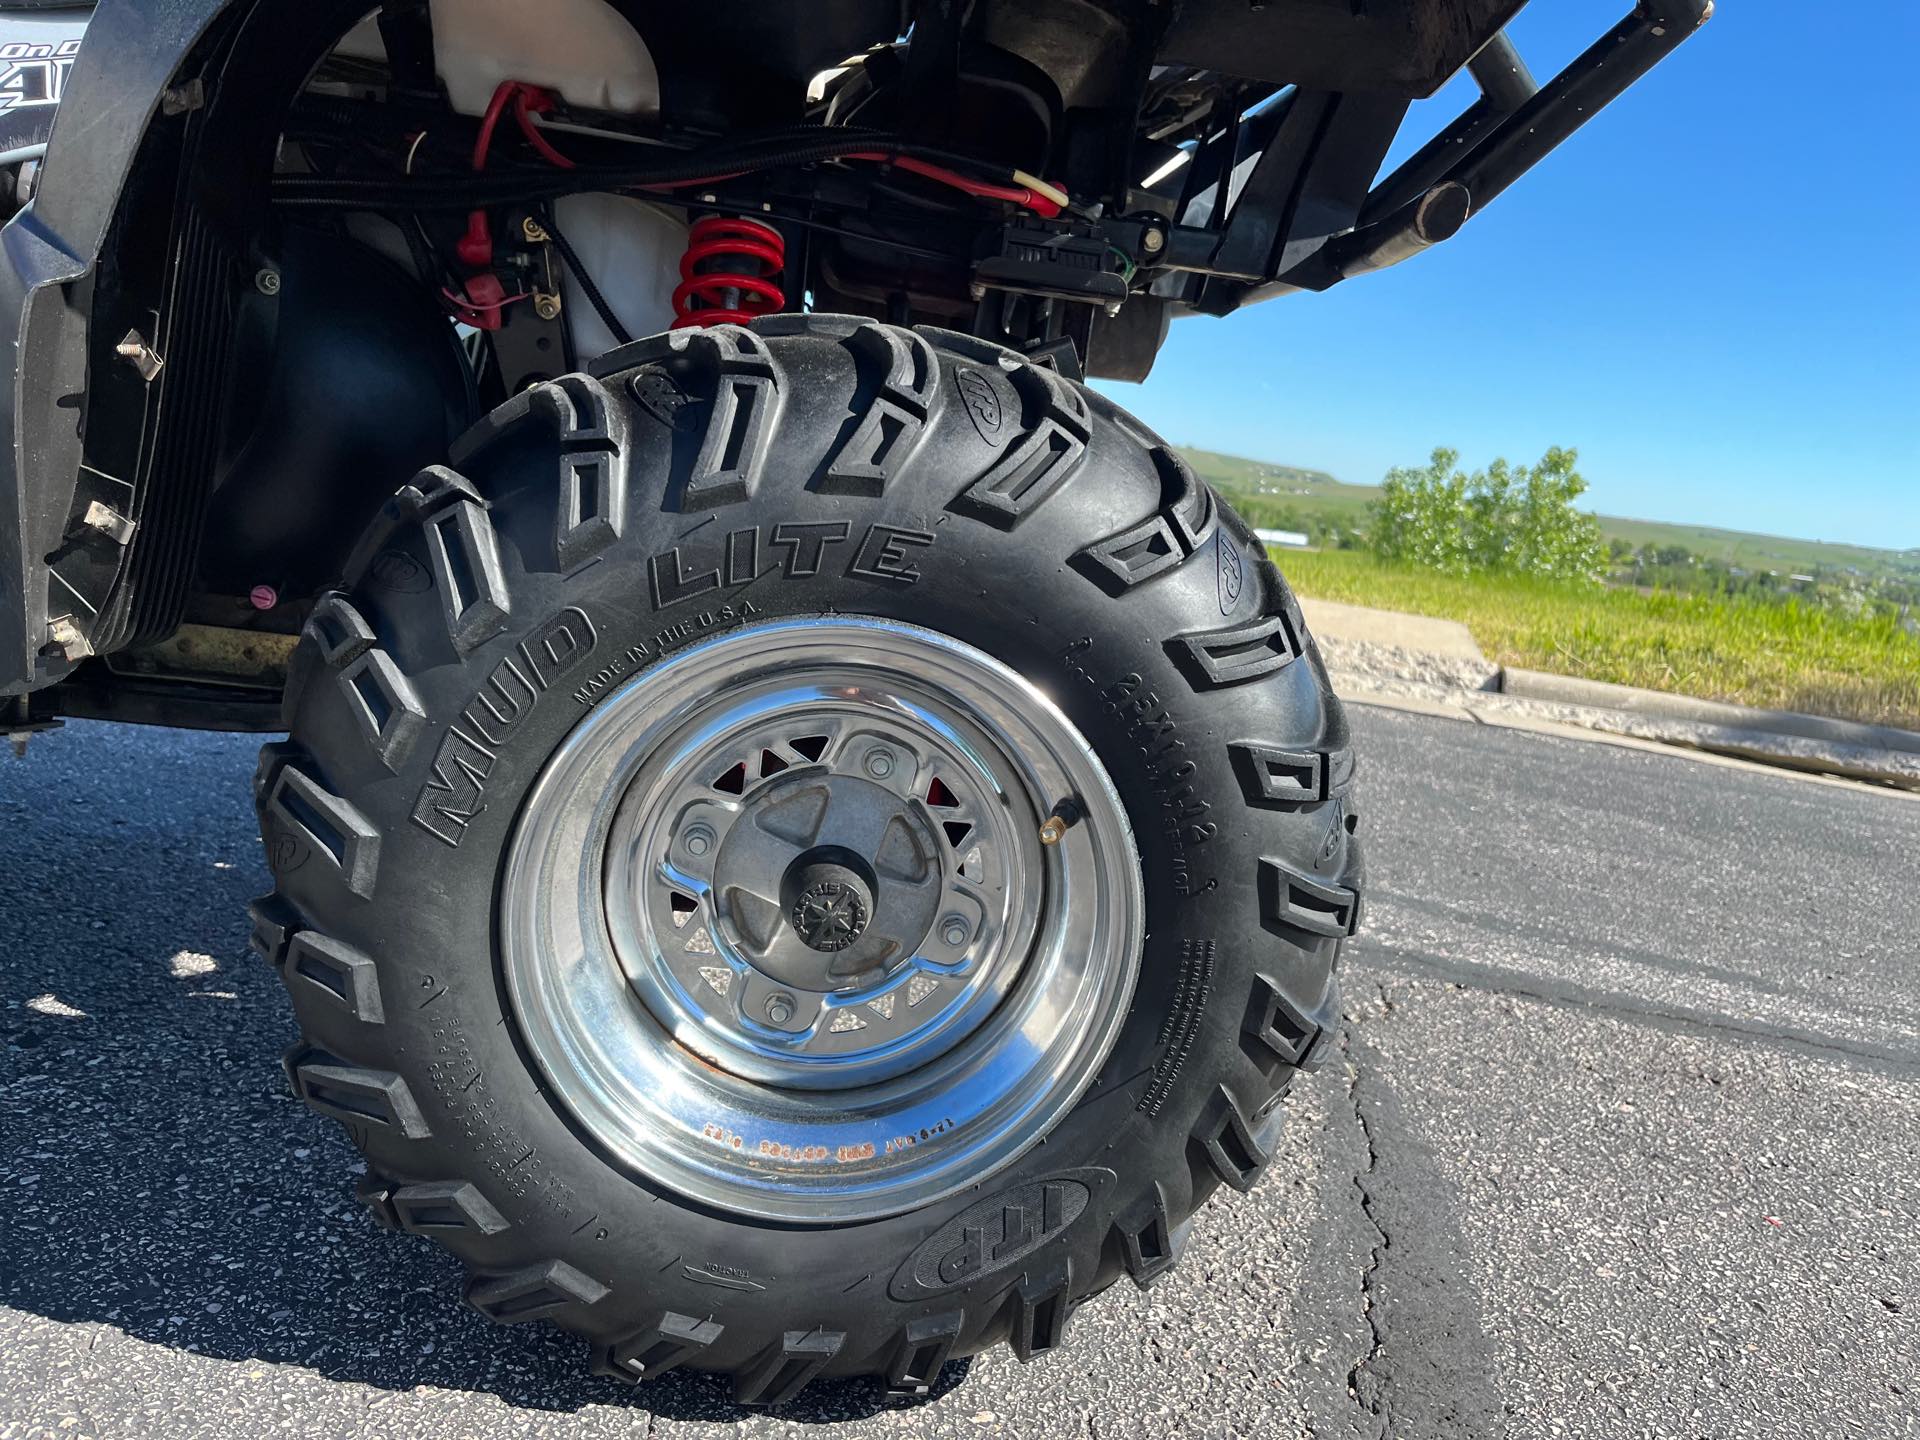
[
  {"xmin": 1294, "ymin": 597, "xmax": 1920, "ymax": 792},
  {"xmin": 1324, "ymin": 669, "xmax": 1920, "ymax": 794},
  {"xmin": 1498, "ymin": 667, "xmax": 1920, "ymax": 759}
]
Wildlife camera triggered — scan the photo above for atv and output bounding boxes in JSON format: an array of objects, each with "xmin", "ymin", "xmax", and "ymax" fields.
[{"xmin": 0, "ymin": 0, "xmax": 1706, "ymax": 1407}]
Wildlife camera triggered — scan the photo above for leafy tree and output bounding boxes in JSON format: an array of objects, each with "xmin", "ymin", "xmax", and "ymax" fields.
[{"xmin": 1370, "ymin": 446, "xmax": 1606, "ymax": 584}]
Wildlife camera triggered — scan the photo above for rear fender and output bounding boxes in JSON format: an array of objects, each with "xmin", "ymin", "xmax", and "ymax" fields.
[{"xmin": 0, "ymin": 0, "xmax": 365, "ymax": 693}]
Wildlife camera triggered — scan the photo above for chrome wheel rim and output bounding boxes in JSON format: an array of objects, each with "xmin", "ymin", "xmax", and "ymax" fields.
[{"xmin": 500, "ymin": 616, "xmax": 1143, "ymax": 1223}]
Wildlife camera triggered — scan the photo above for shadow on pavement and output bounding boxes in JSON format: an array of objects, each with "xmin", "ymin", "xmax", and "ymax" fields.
[{"xmin": 0, "ymin": 723, "xmax": 964, "ymax": 1424}]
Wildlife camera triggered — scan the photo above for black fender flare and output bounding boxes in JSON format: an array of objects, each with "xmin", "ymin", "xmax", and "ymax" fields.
[{"xmin": 0, "ymin": 0, "xmax": 369, "ymax": 692}]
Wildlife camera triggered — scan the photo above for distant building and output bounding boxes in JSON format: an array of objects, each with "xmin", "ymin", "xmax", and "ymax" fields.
[{"xmin": 1255, "ymin": 528, "xmax": 1311, "ymax": 549}]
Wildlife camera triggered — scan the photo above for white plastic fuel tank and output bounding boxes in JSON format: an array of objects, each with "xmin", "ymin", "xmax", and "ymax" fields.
[
  {"xmin": 332, "ymin": 0, "xmax": 681, "ymax": 359},
  {"xmin": 336, "ymin": 0, "xmax": 659, "ymax": 118},
  {"xmin": 551, "ymin": 193, "xmax": 686, "ymax": 356}
]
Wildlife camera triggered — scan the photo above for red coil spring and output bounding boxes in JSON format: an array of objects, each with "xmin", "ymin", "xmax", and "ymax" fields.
[{"xmin": 671, "ymin": 216, "xmax": 786, "ymax": 328}]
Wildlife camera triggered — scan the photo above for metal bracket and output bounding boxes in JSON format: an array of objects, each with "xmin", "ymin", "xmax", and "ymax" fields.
[
  {"xmin": 79, "ymin": 501, "xmax": 138, "ymax": 546},
  {"xmin": 46, "ymin": 617, "xmax": 93, "ymax": 663},
  {"xmin": 114, "ymin": 330, "xmax": 164, "ymax": 382}
]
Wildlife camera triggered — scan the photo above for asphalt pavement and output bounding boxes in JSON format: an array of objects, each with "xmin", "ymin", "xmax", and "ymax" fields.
[{"xmin": 2, "ymin": 705, "xmax": 1915, "ymax": 1439}]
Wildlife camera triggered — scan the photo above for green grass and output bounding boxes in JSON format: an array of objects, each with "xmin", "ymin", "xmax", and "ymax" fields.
[{"xmin": 1276, "ymin": 549, "xmax": 1920, "ymax": 731}]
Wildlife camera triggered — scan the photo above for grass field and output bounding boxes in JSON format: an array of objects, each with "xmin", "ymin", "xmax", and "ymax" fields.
[{"xmin": 1275, "ymin": 549, "xmax": 1920, "ymax": 731}]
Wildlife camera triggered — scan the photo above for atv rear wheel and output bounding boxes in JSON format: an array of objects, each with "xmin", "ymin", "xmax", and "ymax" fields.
[{"xmin": 253, "ymin": 316, "xmax": 1362, "ymax": 1405}]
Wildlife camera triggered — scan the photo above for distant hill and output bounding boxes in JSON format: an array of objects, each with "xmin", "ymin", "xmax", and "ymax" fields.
[
  {"xmin": 1179, "ymin": 446, "xmax": 1920, "ymax": 582},
  {"xmin": 1179, "ymin": 448, "xmax": 1350, "ymax": 495}
]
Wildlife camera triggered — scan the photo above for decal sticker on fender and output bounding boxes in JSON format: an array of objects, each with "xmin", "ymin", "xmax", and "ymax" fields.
[{"xmin": 0, "ymin": 38, "xmax": 81, "ymax": 112}]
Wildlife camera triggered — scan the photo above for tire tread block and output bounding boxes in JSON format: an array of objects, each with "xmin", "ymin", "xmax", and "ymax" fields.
[
  {"xmin": 887, "ymin": 1311, "xmax": 962, "ymax": 1396},
  {"xmin": 949, "ymin": 365, "xmax": 1091, "ymax": 530},
  {"xmin": 455, "ymin": 373, "xmax": 634, "ymax": 569},
  {"xmin": 392, "ymin": 1180, "xmax": 510, "ymax": 1236},
  {"xmin": 1073, "ymin": 444, "xmax": 1218, "ymax": 595},
  {"xmin": 467, "ymin": 1260, "xmax": 610, "ymax": 1324},
  {"xmin": 246, "ymin": 893, "xmax": 300, "ymax": 968},
  {"xmin": 1168, "ymin": 612, "xmax": 1302, "ymax": 688},
  {"xmin": 597, "ymin": 1312, "xmax": 725, "ymax": 1384},
  {"xmin": 419, "ymin": 473, "xmax": 511, "ymax": 653},
  {"xmin": 1259, "ymin": 857, "xmax": 1361, "ymax": 940},
  {"xmin": 338, "ymin": 648, "xmax": 427, "ymax": 770},
  {"xmin": 736, "ymin": 1329, "xmax": 844, "ymax": 1407},
  {"xmin": 1196, "ymin": 1085, "xmax": 1269, "ymax": 1193},
  {"xmin": 822, "ymin": 324, "xmax": 939, "ymax": 495},
  {"xmin": 284, "ymin": 930, "xmax": 384, "ymax": 1024},
  {"xmin": 1116, "ymin": 1183, "xmax": 1179, "ymax": 1289},
  {"xmin": 288, "ymin": 1050, "xmax": 430, "ymax": 1139},
  {"xmin": 265, "ymin": 766, "xmax": 381, "ymax": 898},
  {"xmin": 303, "ymin": 592, "xmax": 376, "ymax": 667},
  {"xmin": 1243, "ymin": 971, "xmax": 1339, "ymax": 1070},
  {"xmin": 1230, "ymin": 741, "xmax": 1354, "ymax": 806},
  {"xmin": 1011, "ymin": 1259, "xmax": 1072, "ymax": 1362}
]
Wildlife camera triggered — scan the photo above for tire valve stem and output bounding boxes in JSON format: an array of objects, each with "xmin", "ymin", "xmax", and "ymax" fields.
[{"xmin": 1039, "ymin": 796, "xmax": 1085, "ymax": 847}]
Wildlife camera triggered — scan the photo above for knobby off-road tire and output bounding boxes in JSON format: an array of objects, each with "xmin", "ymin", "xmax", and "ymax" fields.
[{"xmin": 251, "ymin": 316, "xmax": 1363, "ymax": 1406}]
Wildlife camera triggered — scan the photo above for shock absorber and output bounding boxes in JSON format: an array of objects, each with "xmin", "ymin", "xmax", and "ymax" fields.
[{"xmin": 672, "ymin": 215, "xmax": 786, "ymax": 328}]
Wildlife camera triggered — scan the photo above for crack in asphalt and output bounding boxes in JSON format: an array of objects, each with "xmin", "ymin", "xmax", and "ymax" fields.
[{"xmin": 1341, "ymin": 1031, "xmax": 1392, "ymax": 1440}]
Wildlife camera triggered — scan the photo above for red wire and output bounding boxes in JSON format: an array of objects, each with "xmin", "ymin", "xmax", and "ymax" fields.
[
  {"xmin": 474, "ymin": 81, "xmax": 1065, "ymax": 217},
  {"xmin": 514, "ymin": 88, "xmax": 576, "ymax": 170},
  {"xmin": 471, "ymin": 81, "xmax": 518, "ymax": 171},
  {"xmin": 633, "ymin": 153, "xmax": 1063, "ymax": 218},
  {"xmin": 442, "ymin": 286, "xmax": 530, "ymax": 315},
  {"xmin": 845, "ymin": 153, "xmax": 1063, "ymax": 217}
]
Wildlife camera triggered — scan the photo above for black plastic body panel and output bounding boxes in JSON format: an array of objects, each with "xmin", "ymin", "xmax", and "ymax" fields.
[{"xmin": 1162, "ymin": 0, "xmax": 1527, "ymax": 97}]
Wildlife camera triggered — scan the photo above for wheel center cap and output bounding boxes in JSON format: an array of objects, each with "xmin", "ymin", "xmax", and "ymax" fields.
[{"xmin": 787, "ymin": 864, "xmax": 872, "ymax": 952}]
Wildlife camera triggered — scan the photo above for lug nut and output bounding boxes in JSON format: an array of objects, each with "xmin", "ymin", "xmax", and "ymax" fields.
[
  {"xmin": 941, "ymin": 917, "xmax": 970, "ymax": 948},
  {"xmin": 765, "ymin": 993, "xmax": 795, "ymax": 1025},
  {"xmin": 864, "ymin": 748, "xmax": 895, "ymax": 780},
  {"xmin": 684, "ymin": 824, "xmax": 716, "ymax": 857}
]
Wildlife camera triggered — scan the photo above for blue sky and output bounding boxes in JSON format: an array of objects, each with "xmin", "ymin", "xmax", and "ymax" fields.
[{"xmin": 1100, "ymin": 2, "xmax": 1919, "ymax": 550}]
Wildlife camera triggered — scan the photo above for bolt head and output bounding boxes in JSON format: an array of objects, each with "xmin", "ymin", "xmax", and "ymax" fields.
[
  {"xmin": 765, "ymin": 993, "xmax": 795, "ymax": 1025},
  {"xmin": 1141, "ymin": 226, "xmax": 1166, "ymax": 254},
  {"xmin": 684, "ymin": 823, "xmax": 716, "ymax": 857},
  {"xmin": 254, "ymin": 268, "xmax": 281, "ymax": 296},
  {"xmin": 941, "ymin": 917, "xmax": 969, "ymax": 947},
  {"xmin": 863, "ymin": 749, "xmax": 895, "ymax": 780}
]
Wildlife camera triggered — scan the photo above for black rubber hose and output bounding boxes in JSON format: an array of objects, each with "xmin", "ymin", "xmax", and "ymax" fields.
[
  {"xmin": 270, "ymin": 133, "xmax": 1039, "ymax": 212},
  {"xmin": 538, "ymin": 212, "xmax": 634, "ymax": 347}
]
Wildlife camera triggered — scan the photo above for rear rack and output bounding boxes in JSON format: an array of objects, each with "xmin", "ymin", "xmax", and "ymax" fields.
[{"xmin": 1161, "ymin": 1, "xmax": 1714, "ymax": 312}]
